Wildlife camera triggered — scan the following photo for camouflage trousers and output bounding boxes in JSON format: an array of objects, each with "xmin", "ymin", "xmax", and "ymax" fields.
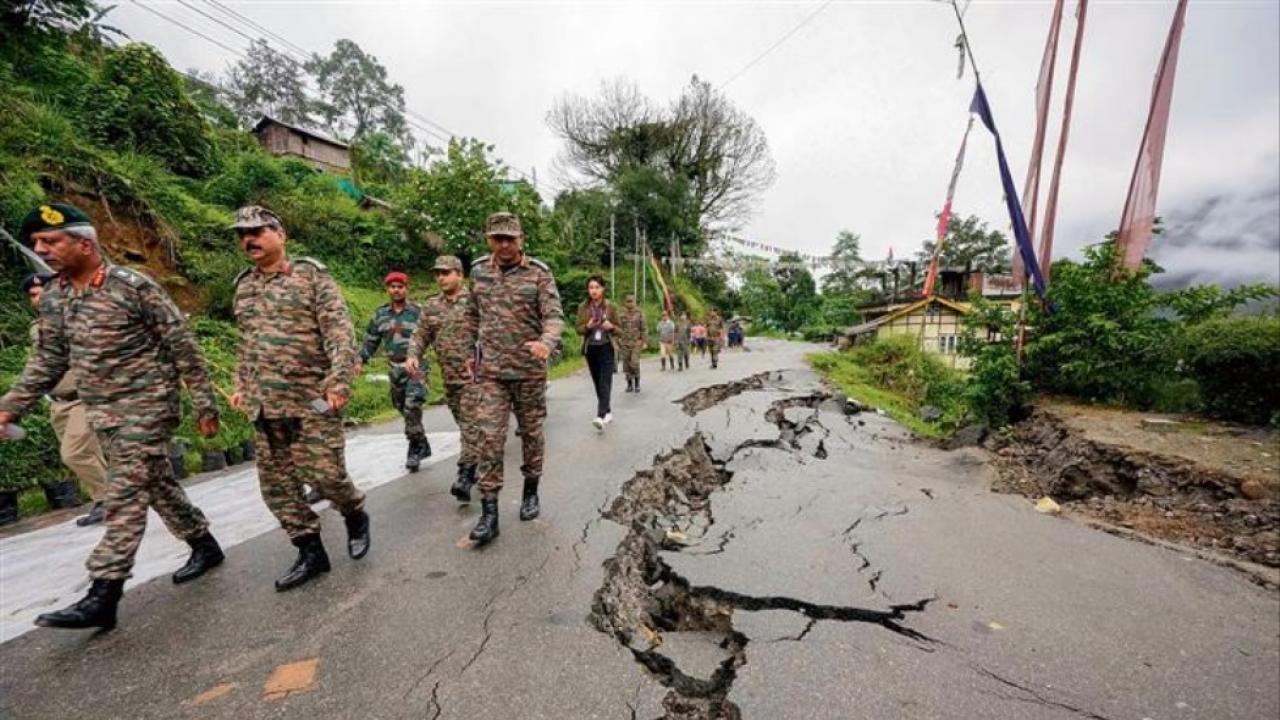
[
  {"xmin": 708, "ymin": 339, "xmax": 721, "ymax": 364},
  {"xmin": 389, "ymin": 365, "xmax": 427, "ymax": 440},
  {"xmin": 88, "ymin": 426, "xmax": 209, "ymax": 580},
  {"xmin": 473, "ymin": 377, "xmax": 547, "ymax": 496},
  {"xmin": 444, "ymin": 382, "xmax": 482, "ymax": 467},
  {"xmin": 620, "ymin": 344, "xmax": 643, "ymax": 379},
  {"xmin": 254, "ymin": 414, "xmax": 365, "ymax": 539}
]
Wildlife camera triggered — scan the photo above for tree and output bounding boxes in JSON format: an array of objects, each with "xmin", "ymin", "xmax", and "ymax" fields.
[
  {"xmin": 738, "ymin": 266, "xmax": 784, "ymax": 329},
  {"xmin": 773, "ymin": 252, "xmax": 819, "ymax": 332},
  {"xmin": 821, "ymin": 230, "xmax": 871, "ymax": 296},
  {"xmin": 2, "ymin": 0, "xmax": 118, "ymax": 42},
  {"xmin": 89, "ymin": 43, "xmax": 217, "ymax": 177},
  {"xmin": 916, "ymin": 214, "xmax": 1011, "ymax": 271},
  {"xmin": 547, "ymin": 75, "xmax": 775, "ymax": 232},
  {"xmin": 351, "ymin": 131, "xmax": 411, "ymax": 189},
  {"xmin": 224, "ymin": 39, "xmax": 316, "ymax": 128},
  {"xmin": 307, "ymin": 39, "xmax": 410, "ymax": 145},
  {"xmin": 392, "ymin": 139, "xmax": 543, "ymax": 265}
]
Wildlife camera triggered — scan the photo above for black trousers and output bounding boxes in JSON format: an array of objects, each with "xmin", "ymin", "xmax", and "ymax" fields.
[{"xmin": 585, "ymin": 343, "xmax": 615, "ymax": 418}]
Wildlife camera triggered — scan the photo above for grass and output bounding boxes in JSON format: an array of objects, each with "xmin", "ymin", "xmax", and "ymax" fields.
[{"xmin": 807, "ymin": 339, "xmax": 968, "ymax": 439}]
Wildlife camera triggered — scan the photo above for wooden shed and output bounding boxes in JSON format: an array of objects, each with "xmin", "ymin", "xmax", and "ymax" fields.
[{"xmin": 251, "ymin": 116, "xmax": 351, "ymax": 174}]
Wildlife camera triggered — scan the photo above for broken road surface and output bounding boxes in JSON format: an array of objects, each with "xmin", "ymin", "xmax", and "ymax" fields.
[{"xmin": 1, "ymin": 339, "xmax": 1276, "ymax": 719}]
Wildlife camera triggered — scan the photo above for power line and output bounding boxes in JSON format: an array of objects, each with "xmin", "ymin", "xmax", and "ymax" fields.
[
  {"xmin": 721, "ymin": 0, "xmax": 834, "ymax": 89},
  {"xmin": 203, "ymin": 0, "xmax": 312, "ymax": 61},
  {"xmin": 128, "ymin": 0, "xmax": 246, "ymax": 59}
]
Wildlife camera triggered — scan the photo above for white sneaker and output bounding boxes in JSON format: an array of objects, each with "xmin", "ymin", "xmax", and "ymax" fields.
[
  {"xmin": 603, "ymin": 413, "xmax": 613, "ymax": 425},
  {"xmin": 593, "ymin": 416, "xmax": 605, "ymax": 431}
]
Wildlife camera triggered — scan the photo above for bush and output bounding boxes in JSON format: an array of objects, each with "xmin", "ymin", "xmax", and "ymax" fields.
[
  {"xmin": 1183, "ymin": 315, "xmax": 1280, "ymax": 425},
  {"xmin": 959, "ymin": 298, "xmax": 1031, "ymax": 427}
]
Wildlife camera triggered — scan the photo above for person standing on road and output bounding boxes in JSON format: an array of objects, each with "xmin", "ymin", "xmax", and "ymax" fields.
[
  {"xmin": 0, "ymin": 204, "xmax": 225, "ymax": 631},
  {"xmin": 464, "ymin": 212, "xmax": 564, "ymax": 545},
  {"xmin": 705, "ymin": 309, "xmax": 726, "ymax": 369},
  {"xmin": 360, "ymin": 271, "xmax": 431, "ymax": 472},
  {"xmin": 22, "ymin": 273, "xmax": 109, "ymax": 526},
  {"xmin": 405, "ymin": 255, "xmax": 483, "ymax": 503},
  {"xmin": 618, "ymin": 295, "xmax": 646, "ymax": 392},
  {"xmin": 691, "ymin": 321, "xmax": 707, "ymax": 357},
  {"xmin": 674, "ymin": 311, "xmax": 692, "ymax": 371},
  {"xmin": 575, "ymin": 275, "xmax": 619, "ymax": 431},
  {"xmin": 657, "ymin": 311, "xmax": 676, "ymax": 372},
  {"xmin": 228, "ymin": 205, "xmax": 370, "ymax": 592}
]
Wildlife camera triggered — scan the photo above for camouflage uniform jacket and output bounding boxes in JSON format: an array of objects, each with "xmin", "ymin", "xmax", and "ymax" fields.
[
  {"xmin": 619, "ymin": 307, "xmax": 647, "ymax": 348},
  {"xmin": 29, "ymin": 320, "xmax": 78, "ymax": 399},
  {"xmin": 675, "ymin": 318, "xmax": 692, "ymax": 346},
  {"xmin": 1, "ymin": 264, "xmax": 218, "ymax": 435},
  {"xmin": 409, "ymin": 289, "xmax": 474, "ymax": 386},
  {"xmin": 233, "ymin": 257, "xmax": 357, "ymax": 419},
  {"xmin": 466, "ymin": 253, "xmax": 564, "ymax": 381},
  {"xmin": 705, "ymin": 313, "xmax": 725, "ymax": 340},
  {"xmin": 361, "ymin": 301, "xmax": 423, "ymax": 364}
]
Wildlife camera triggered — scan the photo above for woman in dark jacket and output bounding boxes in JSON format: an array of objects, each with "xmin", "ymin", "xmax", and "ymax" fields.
[{"xmin": 576, "ymin": 276, "xmax": 621, "ymax": 430}]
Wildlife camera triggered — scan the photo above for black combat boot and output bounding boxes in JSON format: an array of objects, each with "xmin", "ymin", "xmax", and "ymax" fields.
[
  {"xmin": 469, "ymin": 497, "xmax": 500, "ymax": 545},
  {"xmin": 75, "ymin": 502, "xmax": 105, "ymax": 527},
  {"xmin": 661, "ymin": 358, "xmax": 667, "ymax": 371},
  {"xmin": 625, "ymin": 376, "xmax": 634, "ymax": 393},
  {"xmin": 419, "ymin": 436, "xmax": 432, "ymax": 459},
  {"xmin": 35, "ymin": 578, "xmax": 124, "ymax": 631},
  {"xmin": 344, "ymin": 509, "xmax": 371, "ymax": 559},
  {"xmin": 451, "ymin": 463, "xmax": 477, "ymax": 503},
  {"xmin": 172, "ymin": 532, "xmax": 225, "ymax": 584},
  {"xmin": 519, "ymin": 477, "xmax": 541, "ymax": 521},
  {"xmin": 274, "ymin": 533, "xmax": 331, "ymax": 592},
  {"xmin": 303, "ymin": 484, "xmax": 323, "ymax": 504},
  {"xmin": 634, "ymin": 376, "xmax": 641, "ymax": 393},
  {"xmin": 405, "ymin": 438, "xmax": 422, "ymax": 472}
]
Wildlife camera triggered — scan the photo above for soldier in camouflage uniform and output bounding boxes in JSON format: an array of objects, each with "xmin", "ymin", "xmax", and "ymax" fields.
[
  {"xmin": 618, "ymin": 295, "xmax": 647, "ymax": 393},
  {"xmin": 705, "ymin": 309, "xmax": 726, "ymax": 369},
  {"xmin": 0, "ymin": 204, "xmax": 226, "ymax": 631},
  {"xmin": 464, "ymin": 212, "xmax": 564, "ymax": 545},
  {"xmin": 228, "ymin": 206, "xmax": 370, "ymax": 592},
  {"xmin": 405, "ymin": 255, "xmax": 482, "ymax": 503},
  {"xmin": 360, "ymin": 271, "xmax": 431, "ymax": 471}
]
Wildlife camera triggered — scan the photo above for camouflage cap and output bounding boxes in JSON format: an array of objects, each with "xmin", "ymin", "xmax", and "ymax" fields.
[
  {"xmin": 19, "ymin": 203, "xmax": 93, "ymax": 242},
  {"xmin": 484, "ymin": 212, "xmax": 523, "ymax": 238},
  {"xmin": 432, "ymin": 255, "xmax": 463, "ymax": 272},
  {"xmin": 231, "ymin": 205, "xmax": 284, "ymax": 231}
]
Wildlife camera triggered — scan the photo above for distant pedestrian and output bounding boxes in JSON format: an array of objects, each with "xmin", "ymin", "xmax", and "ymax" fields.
[
  {"xmin": 406, "ymin": 255, "xmax": 484, "ymax": 503},
  {"xmin": 575, "ymin": 275, "xmax": 620, "ymax": 431},
  {"xmin": 22, "ymin": 273, "xmax": 109, "ymax": 526},
  {"xmin": 675, "ymin": 311, "xmax": 691, "ymax": 371},
  {"xmin": 657, "ymin": 311, "xmax": 676, "ymax": 371},
  {"xmin": 705, "ymin": 309, "xmax": 726, "ymax": 369},
  {"xmin": 692, "ymin": 321, "xmax": 707, "ymax": 357},
  {"xmin": 229, "ymin": 205, "xmax": 370, "ymax": 592},
  {"xmin": 465, "ymin": 212, "xmax": 564, "ymax": 545},
  {"xmin": 619, "ymin": 296, "xmax": 647, "ymax": 392},
  {"xmin": 0, "ymin": 204, "xmax": 225, "ymax": 631},
  {"xmin": 360, "ymin": 271, "xmax": 431, "ymax": 472}
]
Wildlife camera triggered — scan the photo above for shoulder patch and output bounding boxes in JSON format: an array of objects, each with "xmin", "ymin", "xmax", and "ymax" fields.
[
  {"xmin": 527, "ymin": 257, "xmax": 551, "ymax": 272},
  {"xmin": 108, "ymin": 265, "xmax": 152, "ymax": 289},
  {"xmin": 233, "ymin": 267, "xmax": 254, "ymax": 286},
  {"xmin": 294, "ymin": 256, "xmax": 329, "ymax": 272}
]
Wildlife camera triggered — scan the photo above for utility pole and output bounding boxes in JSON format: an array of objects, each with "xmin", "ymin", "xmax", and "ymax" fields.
[
  {"xmin": 610, "ymin": 213, "xmax": 616, "ymax": 301},
  {"xmin": 641, "ymin": 225, "xmax": 648, "ymax": 307},
  {"xmin": 633, "ymin": 216, "xmax": 640, "ymax": 300}
]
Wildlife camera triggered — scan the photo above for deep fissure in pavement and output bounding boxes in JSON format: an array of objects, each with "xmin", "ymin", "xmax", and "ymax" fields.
[
  {"xmin": 675, "ymin": 371, "xmax": 787, "ymax": 416},
  {"xmin": 590, "ymin": 393, "xmax": 935, "ymax": 720}
]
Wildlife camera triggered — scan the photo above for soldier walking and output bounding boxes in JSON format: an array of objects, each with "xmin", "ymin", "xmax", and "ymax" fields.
[
  {"xmin": 360, "ymin": 271, "xmax": 431, "ymax": 472},
  {"xmin": 22, "ymin": 273, "xmax": 110, "ymax": 526},
  {"xmin": 705, "ymin": 309, "xmax": 726, "ymax": 369},
  {"xmin": 674, "ymin": 310, "xmax": 692, "ymax": 372},
  {"xmin": 0, "ymin": 204, "xmax": 225, "ymax": 631},
  {"xmin": 619, "ymin": 295, "xmax": 646, "ymax": 392},
  {"xmin": 228, "ymin": 206, "xmax": 370, "ymax": 591},
  {"xmin": 464, "ymin": 212, "xmax": 564, "ymax": 545},
  {"xmin": 405, "ymin": 256, "xmax": 483, "ymax": 502}
]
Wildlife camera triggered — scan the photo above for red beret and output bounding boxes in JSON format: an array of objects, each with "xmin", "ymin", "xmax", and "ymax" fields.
[{"xmin": 384, "ymin": 271, "xmax": 409, "ymax": 285}]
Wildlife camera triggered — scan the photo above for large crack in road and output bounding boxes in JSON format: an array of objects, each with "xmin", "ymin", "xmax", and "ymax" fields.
[{"xmin": 589, "ymin": 389, "xmax": 938, "ymax": 719}]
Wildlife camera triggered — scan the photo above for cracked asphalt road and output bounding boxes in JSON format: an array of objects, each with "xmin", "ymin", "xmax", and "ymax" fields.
[{"xmin": 1, "ymin": 339, "xmax": 1276, "ymax": 719}]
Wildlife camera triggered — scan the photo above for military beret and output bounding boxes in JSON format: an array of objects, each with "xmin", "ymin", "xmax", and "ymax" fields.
[
  {"xmin": 484, "ymin": 212, "xmax": 523, "ymax": 237},
  {"xmin": 19, "ymin": 203, "xmax": 93, "ymax": 242},
  {"xmin": 384, "ymin": 271, "xmax": 409, "ymax": 285}
]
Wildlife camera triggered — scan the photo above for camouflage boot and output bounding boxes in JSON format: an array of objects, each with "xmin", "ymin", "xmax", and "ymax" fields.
[{"xmin": 35, "ymin": 578, "xmax": 124, "ymax": 631}]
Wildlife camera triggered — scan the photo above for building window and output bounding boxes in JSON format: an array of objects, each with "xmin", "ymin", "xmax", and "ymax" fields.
[{"xmin": 937, "ymin": 335, "xmax": 957, "ymax": 354}]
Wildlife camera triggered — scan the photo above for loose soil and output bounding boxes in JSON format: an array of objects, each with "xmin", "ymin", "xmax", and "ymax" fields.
[{"xmin": 988, "ymin": 402, "xmax": 1279, "ymax": 573}]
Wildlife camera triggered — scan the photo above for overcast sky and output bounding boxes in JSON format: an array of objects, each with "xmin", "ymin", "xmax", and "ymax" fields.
[{"xmin": 113, "ymin": 0, "xmax": 1279, "ymax": 287}]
